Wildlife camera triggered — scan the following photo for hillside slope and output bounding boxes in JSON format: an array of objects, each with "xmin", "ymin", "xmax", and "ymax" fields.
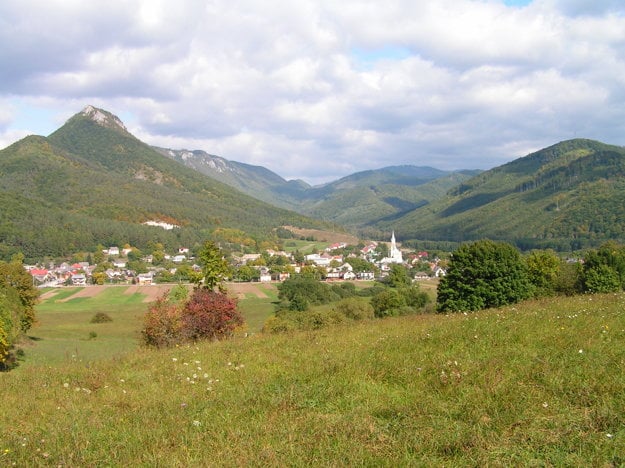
[
  {"xmin": 385, "ymin": 139, "xmax": 625, "ymax": 249},
  {"xmin": 3, "ymin": 293, "xmax": 625, "ymax": 465},
  {"xmin": 0, "ymin": 106, "xmax": 329, "ymax": 260}
]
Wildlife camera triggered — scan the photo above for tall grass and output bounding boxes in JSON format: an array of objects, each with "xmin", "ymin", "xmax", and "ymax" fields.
[{"xmin": 2, "ymin": 293, "xmax": 624, "ymax": 465}]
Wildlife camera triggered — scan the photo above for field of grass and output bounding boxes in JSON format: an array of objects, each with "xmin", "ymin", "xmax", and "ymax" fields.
[
  {"xmin": 281, "ymin": 238, "xmax": 331, "ymax": 254},
  {"xmin": 20, "ymin": 283, "xmax": 278, "ymax": 368},
  {"xmin": 2, "ymin": 291, "xmax": 625, "ymax": 465}
]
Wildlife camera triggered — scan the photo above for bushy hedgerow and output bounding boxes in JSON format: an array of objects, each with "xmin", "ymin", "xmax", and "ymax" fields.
[
  {"xmin": 142, "ymin": 288, "xmax": 244, "ymax": 348},
  {"xmin": 263, "ymin": 297, "xmax": 374, "ymax": 333},
  {"xmin": 334, "ymin": 297, "xmax": 374, "ymax": 321},
  {"xmin": 277, "ymin": 276, "xmax": 359, "ymax": 311},
  {"xmin": 370, "ymin": 285, "xmax": 430, "ymax": 318}
]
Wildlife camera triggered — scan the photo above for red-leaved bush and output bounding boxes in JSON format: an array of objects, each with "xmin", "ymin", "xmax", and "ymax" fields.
[
  {"xmin": 181, "ymin": 288, "xmax": 243, "ymax": 342},
  {"xmin": 142, "ymin": 289, "xmax": 244, "ymax": 348}
]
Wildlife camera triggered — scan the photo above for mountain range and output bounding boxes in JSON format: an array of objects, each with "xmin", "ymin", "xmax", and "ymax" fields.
[
  {"xmin": 385, "ymin": 138, "xmax": 625, "ymax": 251},
  {"xmin": 0, "ymin": 106, "xmax": 330, "ymax": 260},
  {"xmin": 2, "ymin": 105, "xmax": 625, "ymax": 260},
  {"xmin": 154, "ymin": 147, "xmax": 479, "ymax": 229}
]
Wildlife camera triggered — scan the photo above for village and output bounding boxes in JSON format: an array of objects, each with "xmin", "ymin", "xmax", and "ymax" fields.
[{"xmin": 25, "ymin": 232, "xmax": 447, "ymax": 288}]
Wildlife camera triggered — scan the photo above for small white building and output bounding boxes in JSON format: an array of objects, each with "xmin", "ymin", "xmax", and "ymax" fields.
[{"xmin": 71, "ymin": 273, "xmax": 87, "ymax": 286}]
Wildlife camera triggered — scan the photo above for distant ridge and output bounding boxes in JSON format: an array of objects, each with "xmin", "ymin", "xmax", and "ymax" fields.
[
  {"xmin": 157, "ymin": 146, "xmax": 478, "ymax": 229},
  {"xmin": 383, "ymin": 139, "xmax": 625, "ymax": 250}
]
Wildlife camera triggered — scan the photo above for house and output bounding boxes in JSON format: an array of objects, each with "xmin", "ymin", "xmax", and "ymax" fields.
[
  {"xmin": 113, "ymin": 260, "xmax": 127, "ymax": 268},
  {"xmin": 342, "ymin": 271, "xmax": 356, "ymax": 280},
  {"xmin": 433, "ymin": 266, "xmax": 447, "ymax": 277},
  {"xmin": 272, "ymin": 272, "xmax": 290, "ymax": 282},
  {"xmin": 71, "ymin": 273, "xmax": 87, "ymax": 286},
  {"xmin": 107, "ymin": 247, "xmax": 120, "ymax": 256},
  {"xmin": 259, "ymin": 268, "xmax": 272, "ymax": 283},
  {"xmin": 172, "ymin": 255, "xmax": 186, "ymax": 263},
  {"xmin": 137, "ymin": 273, "xmax": 154, "ymax": 285},
  {"xmin": 178, "ymin": 247, "xmax": 190, "ymax": 254},
  {"xmin": 357, "ymin": 271, "xmax": 375, "ymax": 280}
]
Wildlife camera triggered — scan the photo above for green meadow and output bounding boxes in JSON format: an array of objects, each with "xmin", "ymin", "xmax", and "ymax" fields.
[{"xmin": 2, "ymin": 286, "xmax": 625, "ymax": 465}]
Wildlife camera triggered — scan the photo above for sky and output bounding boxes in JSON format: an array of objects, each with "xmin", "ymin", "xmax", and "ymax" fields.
[{"xmin": 1, "ymin": 0, "xmax": 624, "ymax": 184}]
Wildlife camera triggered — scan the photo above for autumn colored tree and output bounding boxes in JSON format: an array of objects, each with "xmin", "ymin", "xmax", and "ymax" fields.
[{"xmin": 181, "ymin": 288, "xmax": 243, "ymax": 341}]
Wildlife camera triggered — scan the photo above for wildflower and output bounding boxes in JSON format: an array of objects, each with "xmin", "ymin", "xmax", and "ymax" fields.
[
  {"xmin": 607, "ymin": 433, "xmax": 614, "ymax": 438},
  {"xmin": 542, "ymin": 402, "xmax": 549, "ymax": 408},
  {"xmin": 63, "ymin": 382, "xmax": 69, "ymax": 388},
  {"xmin": 172, "ymin": 358, "xmax": 178, "ymax": 362},
  {"xmin": 578, "ymin": 349, "xmax": 583, "ymax": 354},
  {"xmin": 180, "ymin": 403, "xmax": 187, "ymax": 408},
  {"xmin": 192, "ymin": 420, "xmax": 201, "ymax": 427},
  {"xmin": 203, "ymin": 373, "xmax": 209, "ymax": 379}
]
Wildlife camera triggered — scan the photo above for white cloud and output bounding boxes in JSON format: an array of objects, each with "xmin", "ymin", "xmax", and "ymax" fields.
[{"xmin": 1, "ymin": 0, "xmax": 625, "ymax": 182}]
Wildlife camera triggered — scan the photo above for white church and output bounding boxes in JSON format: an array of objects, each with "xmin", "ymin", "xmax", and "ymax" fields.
[{"xmin": 380, "ymin": 231, "xmax": 404, "ymax": 264}]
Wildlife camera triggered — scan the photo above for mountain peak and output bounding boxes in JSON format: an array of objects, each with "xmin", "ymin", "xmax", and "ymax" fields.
[{"xmin": 80, "ymin": 105, "xmax": 127, "ymax": 132}]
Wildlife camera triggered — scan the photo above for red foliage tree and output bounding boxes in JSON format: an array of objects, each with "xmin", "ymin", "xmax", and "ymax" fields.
[{"xmin": 181, "ymin": 289, "xmax": 243, "ymax": 342}]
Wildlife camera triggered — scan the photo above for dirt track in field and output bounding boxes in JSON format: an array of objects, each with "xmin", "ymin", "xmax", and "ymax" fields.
[
  {"xmin": 42, "ymin": 283, "xmax": 274, "ymax": 303},
  {"xmin": 227, "ymin": 282, "xmax": 273, "ymax": 299}
]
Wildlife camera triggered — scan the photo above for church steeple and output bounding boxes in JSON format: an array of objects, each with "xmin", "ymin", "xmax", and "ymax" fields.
[{"xmin": 389, "ymin": 231, "xmax": 403, "ymax": 263}]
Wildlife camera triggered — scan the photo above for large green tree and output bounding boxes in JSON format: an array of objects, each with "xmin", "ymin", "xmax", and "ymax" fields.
[
  {"xmin": 0, "ymin": 257, "xmax": 39, "ymax": 369},
  {"xmin": 437, "ymin": 240, "xmax": 533, "ymax": 312},
  {"xmin": 197, "ymin": 241, "xmax": 230, "ymax": 290},
  {"xmin": 582, "ymin": 241, "xmax": 625, "ymax": 292},
  {"xmin": 525, "ymin": 249, "xmax": 561, "ymax": 297}
]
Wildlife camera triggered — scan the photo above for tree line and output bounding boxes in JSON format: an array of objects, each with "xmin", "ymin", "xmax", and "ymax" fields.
[{"xmin": 437, "ymin": 239, "xmax": 625, "ymax": 312}]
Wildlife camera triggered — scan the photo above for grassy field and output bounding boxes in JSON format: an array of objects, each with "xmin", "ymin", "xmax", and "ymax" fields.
[
  {"xmin": 21, "ymin": 283, "xmax": 279, "ymax": 368},
  {"xmin": 2, "ymin": 291, "xmax": 625, "ymax": 465}
]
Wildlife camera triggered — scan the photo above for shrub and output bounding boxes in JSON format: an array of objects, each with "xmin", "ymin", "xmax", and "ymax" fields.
[
  {"xmin": 142, "ymin": 293, "xmax": 184, "ymax": 348},
  {"xmin": 0, "ymin": 326, "xmax": 9, "ymax": 368},
  {"xmin": 334, "ymin": 297, "xmax": 374, "ymax": 320},
  {"xmin": 181, "ymin": 289, "xmax": 244, "ymax": 342},
  {"xmin": 330, "ymin": 282, "xmax": 357, "ymax": 299},
  {"xmin": 262, "ymin": 315, "xmax": 298, "ymax": 333},
  {"xmin": 358, "ymin": 284, "xmax": 387, "ymax": 297},
  {"xmin": 583, "ymin": 264, "xmax": 621, "ymax": 293},
  {"xmin": 90, "ymin": 312, "xmax": 113, "ymax": 323},
  {"xmin": 301, "ymin": 309, "xmax": 346, "ymax": 330},
  {"xmin": 371, "ymin": 289, "xmax": 406, "ymax": 318},
  {"xmin": 399, "ymin": 286, "xmax": 430, "ymax": 309},
  {"xmin": 278, "ymin": 276, "xmax": 339, "ymax": 310},
  {"xmin": 142, "ymin": 289, "xmax": 245, "ymax": 348}
]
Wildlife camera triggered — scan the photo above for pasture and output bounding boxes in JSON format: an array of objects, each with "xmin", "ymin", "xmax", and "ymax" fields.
[
  {"xmin": 21, "ymin": 283, "xmax": 279, "ymax": 367},
  {"xmin": 2, "ymin": 292, "xmax": 625, "ymax": 465}
]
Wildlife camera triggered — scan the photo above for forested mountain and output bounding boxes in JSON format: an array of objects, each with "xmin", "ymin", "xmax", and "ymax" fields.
[
  {"xmin": 383, "ymin": 139, "xmax": 625, "ymax": 250},
  {"xmin": 0, "ymin": 106, "xmax": 330, "ymax": 260},
  {"xmin": 152, "ymin": 147, "xmax": 312, "ymax": 209},
  {"xmin": 157, "ymin": 147, "xmax": 477, "ymax": 228}
]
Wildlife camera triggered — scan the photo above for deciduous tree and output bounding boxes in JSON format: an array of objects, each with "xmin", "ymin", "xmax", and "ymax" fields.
[{"xmin": 437, "ymin": 240, "xmax": 533, "ymax": 312}]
